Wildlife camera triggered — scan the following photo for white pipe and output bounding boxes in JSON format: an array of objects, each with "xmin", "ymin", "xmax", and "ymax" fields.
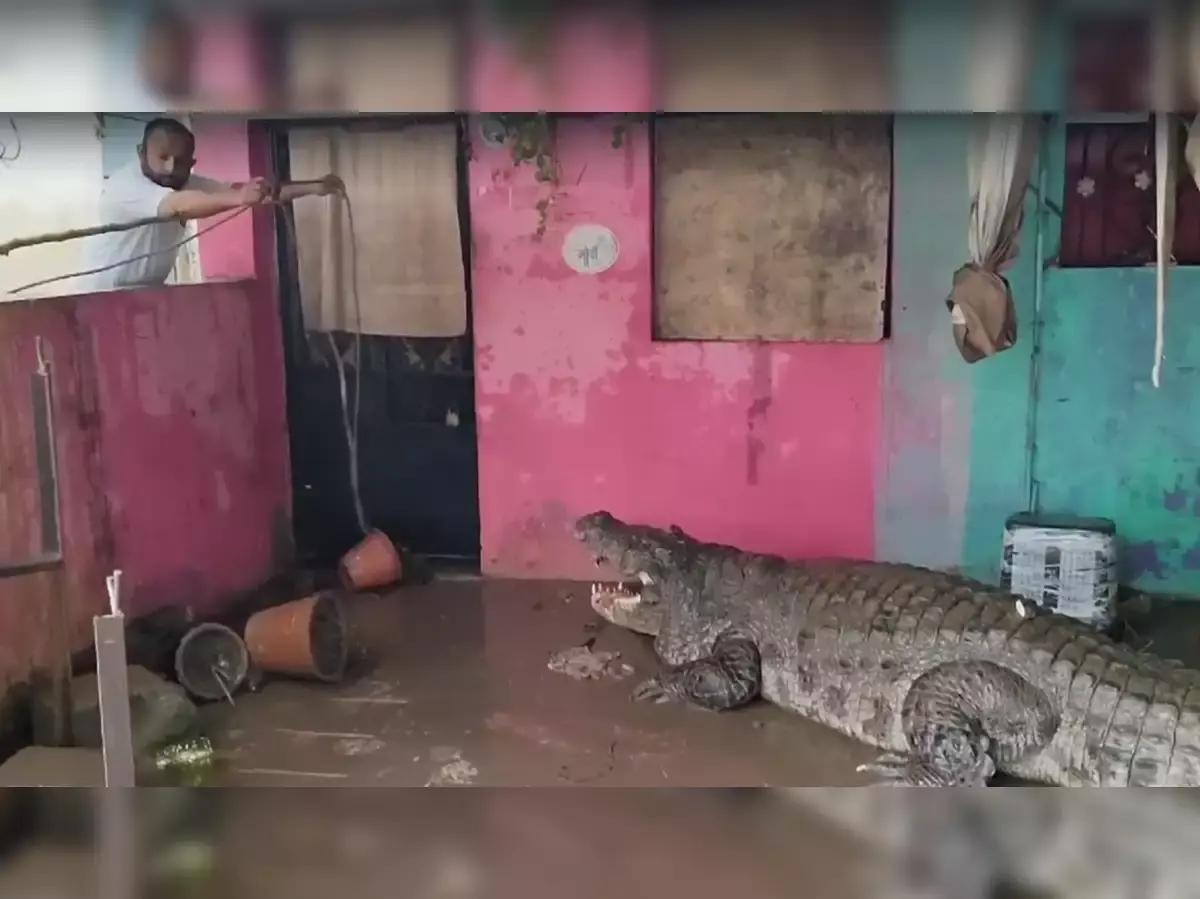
[{"xmin": 1153, "ymin": 114, "xmax": 1170, "ymax": 389}]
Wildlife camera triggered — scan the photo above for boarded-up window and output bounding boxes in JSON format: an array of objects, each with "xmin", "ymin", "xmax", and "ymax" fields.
[
  {"xmin": 657, "ymin": 3, "xmax": 891, "ymax": 112},
  {"xmin": 654, "ymin": 115, "xmax": 891, "ymax": 342}
]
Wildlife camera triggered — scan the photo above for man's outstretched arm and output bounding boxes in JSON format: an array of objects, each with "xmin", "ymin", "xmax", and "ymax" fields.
[
  {"xmin": 158, "ymin": 178, "xmax": 269, "ymax": 221},
  {"xmin": 274, "ymin": 174, "xmax": 344, "ymax": 203}
]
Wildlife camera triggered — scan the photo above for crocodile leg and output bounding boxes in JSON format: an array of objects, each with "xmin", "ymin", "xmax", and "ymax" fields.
[
  {"xmin": 859, "ymin": 660, "xmax": 1060, "ymax": 786},
  {"xmin": 632, "ymin": 630, "xmax": 761, "ymax": 711}
]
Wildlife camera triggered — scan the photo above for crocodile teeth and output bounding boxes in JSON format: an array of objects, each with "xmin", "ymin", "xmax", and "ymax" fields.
[{"xmin": 637, "ymin": 571, "xmax": 653, "ymax": 586}]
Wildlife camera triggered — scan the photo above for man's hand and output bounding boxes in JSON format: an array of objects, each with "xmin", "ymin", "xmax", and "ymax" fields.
[
  {"xmin": 236, "ymin": 177, "xmax": 270, "ymax": 206},
  {"xmin": 160, "ymin": 178, "xmax": 270, "ymax": 221},
  {"xmin": 270, "ymin": 175, "xmax": 345, "ymax": 204},
  {"xmin": 318, "ymin": 174, "xmax": 345, "ymax": 197}
]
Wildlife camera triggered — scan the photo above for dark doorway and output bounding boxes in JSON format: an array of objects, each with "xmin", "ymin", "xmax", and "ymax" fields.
[{"xmin": 268, "ymin": 117, "xmax": 480, "ymax": 568}]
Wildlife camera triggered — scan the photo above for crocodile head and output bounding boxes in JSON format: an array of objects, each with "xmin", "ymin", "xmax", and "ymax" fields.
[
  {"xmin": 574, "ymin": 511, "xmax": 733, "ymax": 665},
  {"xmin": 573, "ymin": 511, "xmax": 669, "ymax": 637}
]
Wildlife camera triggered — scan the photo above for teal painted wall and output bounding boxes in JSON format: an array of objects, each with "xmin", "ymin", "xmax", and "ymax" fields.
[
  {"xmin": 958, "ymin": 148, "xmax": 1041, "ymax": 583},
  {"xmin": 884, "ymin": 110, "xmax": 1200, "ymax": 596},
  {"xmin": 1030, "ymin": 122, "xmax": 1200, "ymax": 595}
]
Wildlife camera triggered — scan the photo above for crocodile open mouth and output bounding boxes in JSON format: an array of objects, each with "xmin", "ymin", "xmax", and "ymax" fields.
[
  {"xmin": 587, "ymin": 573, "xmax": 662, "ymax": 637},
  {"xmin": 588, "ymin": 580, "xmax": 644, "ymax": 611}
]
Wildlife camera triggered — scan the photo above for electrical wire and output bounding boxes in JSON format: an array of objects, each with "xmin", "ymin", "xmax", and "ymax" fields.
[
  {"xmin": 0, "ymin": 117, "xmax": 21, "ymax": 164},
  {"xmin": 7, "ymin": 206, "xmax": 250, "ymax": 296}
]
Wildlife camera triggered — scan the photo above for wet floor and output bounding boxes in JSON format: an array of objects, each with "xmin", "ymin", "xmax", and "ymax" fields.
[
  {"xmin": 199, "ymin": 577, "xmax": 877, "ymax": 786},
  {"xmin": 0, "ymin": 789, "xmax": 875, "ymax": 899}
]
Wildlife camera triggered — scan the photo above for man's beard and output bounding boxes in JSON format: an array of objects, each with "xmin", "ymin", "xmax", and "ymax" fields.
[{"xmin": 142, "ymin": 164, "xmax": 187, "ymax": 190}]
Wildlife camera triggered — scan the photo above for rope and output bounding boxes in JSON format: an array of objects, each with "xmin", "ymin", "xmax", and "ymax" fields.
[
  {"xmin": 324, "ymin": 193, "xmax": 368, "ymax": 536},
  {"xmin": 281, "ymin": 191, "xmax": 369, "ymax": 536},
  {"xmin": 6, "ymin": 206, "xmax": 250, "ymax": 296}
]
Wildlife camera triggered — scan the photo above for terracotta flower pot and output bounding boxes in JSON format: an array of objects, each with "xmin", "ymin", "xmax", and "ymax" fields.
[
  {"xmin": 339, "ymin": 529, "xmax": 402, "ymax": 591},
  {"xmin": 242, "ymin": 592, "xmax": 348, "ymax": 683}
]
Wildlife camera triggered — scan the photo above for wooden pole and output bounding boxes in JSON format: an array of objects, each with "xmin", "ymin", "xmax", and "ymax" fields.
[
  {"xmin": 96, "ymin": 785, "xmax": 136, "ymax": 899},
  {"xmin": 0, "ymin": 214, "xmax": 182, "ymax": 257},
  {"xmin": 0, "ymin": 180, "xmax": 331, "ymax": 256}
]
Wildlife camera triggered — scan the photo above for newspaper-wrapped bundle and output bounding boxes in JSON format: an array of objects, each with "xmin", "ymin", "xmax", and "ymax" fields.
[{"xmin": 1000, "ymin": 513, "xmax": 1118, "ymax": 630}]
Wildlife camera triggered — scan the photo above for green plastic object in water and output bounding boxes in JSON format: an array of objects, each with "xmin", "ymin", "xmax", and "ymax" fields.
[{"xmin": 152, "ymin": 736, "xmax": 215, "ymax": 786}]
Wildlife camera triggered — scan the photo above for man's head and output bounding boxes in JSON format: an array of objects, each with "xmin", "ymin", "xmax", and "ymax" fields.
[{"xmin": 138, "ymin": 118, "xmax": 196, "ymax": 190}]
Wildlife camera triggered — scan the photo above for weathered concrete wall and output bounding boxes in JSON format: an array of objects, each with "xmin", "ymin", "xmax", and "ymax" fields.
[
  {"xmin": 0, "ymin": 304, "xmax": 106, "ymax": 693},
  {"xmin": 468, "ymin": 9, "xmax": 654, "ymax": 112},
  {"xmin": 1028, "ymin": 124, "xmax": 1200, "ymax": 594},
  {"xmin": 470, "ymin": 116, "xmax": 883, "ymax": 578},
  {"xmin": 0, "ymin": 123, "xmax": 289, "ymax": 708},
  {"xmin": 879, "ymin": 115, "xmax": 1037, "ymax": 583},
  {"xmin": 468, "ymin": 111, "xmax": 1043, "ymax": 584},
  {"xmin": 875, "ymin": 116, "xmax": 974, "ymax": 573},
  {"xmin": 0, "ymin": 277, "xmax": 290, "ymax": 689}
]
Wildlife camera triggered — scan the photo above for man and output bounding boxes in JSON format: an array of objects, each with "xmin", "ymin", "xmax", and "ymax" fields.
[{"xmin": 84, "ymin": 117, "xmax": 339, "ymax": 291}]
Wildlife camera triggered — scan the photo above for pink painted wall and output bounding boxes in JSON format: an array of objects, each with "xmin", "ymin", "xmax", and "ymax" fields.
[
  {"xmin": 192, "ymin": 116, "xmax": 259, "ymax": 281},
  {"xmin": 80, "ymin": 281, "xmax": 291, "ymax": 616},
  {"xmin": 191, "ymin": 15, "xmax": 270, "ymax": 111},
  {"xmin": 0, "ymin": 124, "xmax": 290, "ymax": 704},
  {"xmin": 469, "ymin": 10, "xmax": 655, "ymax": 111},
  {"xmin": 0, "ymin": 303, "xmax": 108, "ymax": 696},
  {"xmin": 470, "ymin": 117, "xmax": 884, "ymax": 578},
  {"xmin": 0, "ymin": 277, "xmax": 290, "ymax": 686}
]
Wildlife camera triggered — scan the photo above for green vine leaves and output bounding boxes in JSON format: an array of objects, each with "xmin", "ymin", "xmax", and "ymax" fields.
[{"xmin": 481, "ymin": 113, "xmax": 560, "ymax": 239}]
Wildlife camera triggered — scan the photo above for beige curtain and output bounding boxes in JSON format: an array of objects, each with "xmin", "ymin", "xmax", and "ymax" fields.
[
  {"xmin": 285, "ymin": 19, "xmax": 456, "ymax": 112},
  {"xmin": 966, "ymin": 1, "xmax": 1034, "ymax": 112},
  {"xmin": 288, "ymin": 123, "xmax": 467, "ymax": 338},
  {"xmin": 946, "ymin": 114, "xmax": 1039, "ymax": 363}
]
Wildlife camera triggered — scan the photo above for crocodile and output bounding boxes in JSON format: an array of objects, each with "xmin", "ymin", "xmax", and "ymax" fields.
[{"xmin": 573, "ymin": 510, "xmax": 1200, "ymax": 787}]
